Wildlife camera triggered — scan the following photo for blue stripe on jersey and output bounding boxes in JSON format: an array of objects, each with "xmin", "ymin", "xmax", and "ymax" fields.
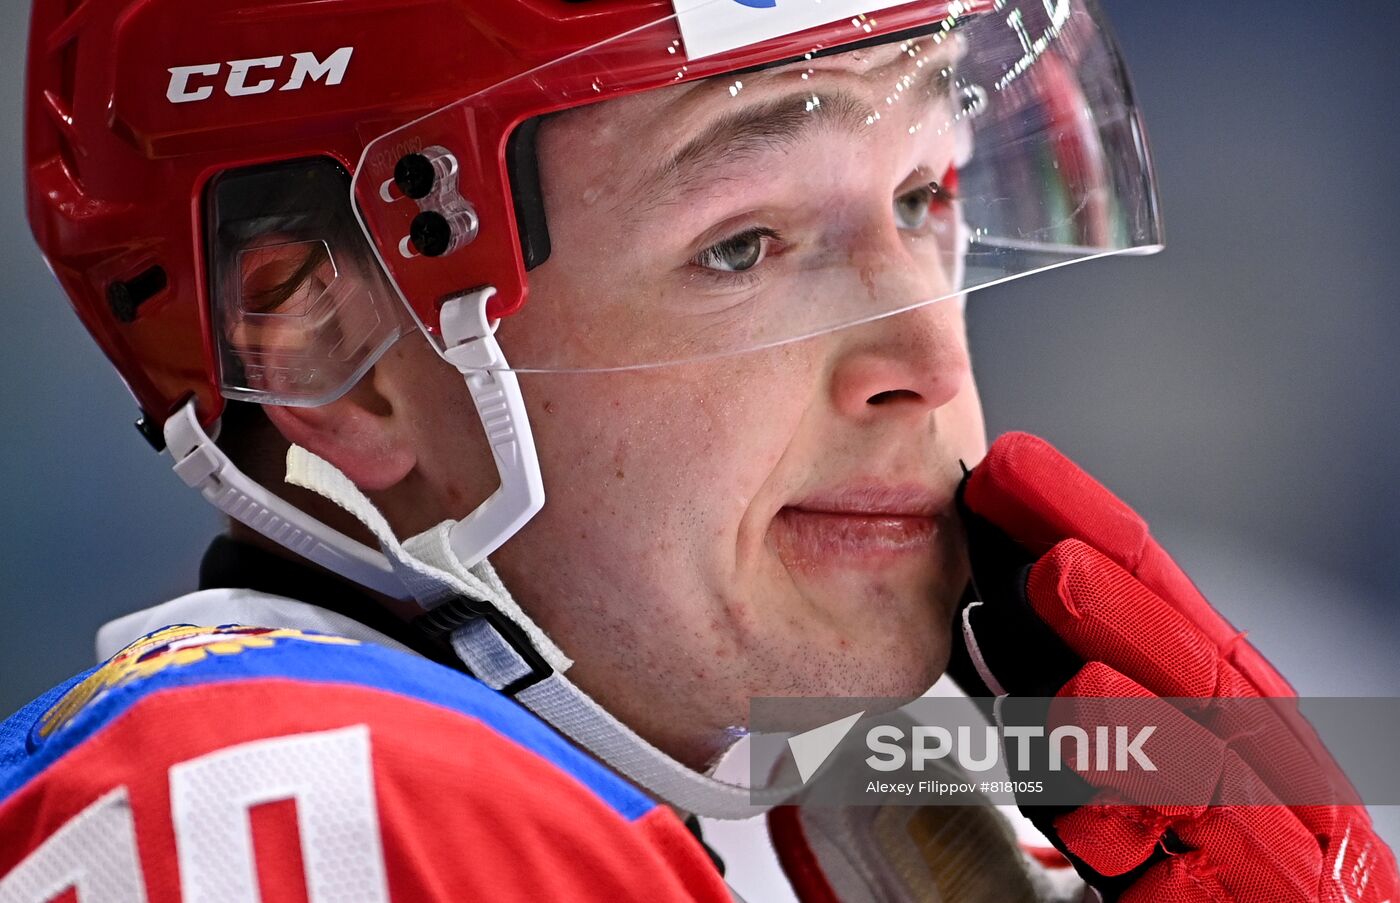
[
  {"xmin": 0, "ymin": 669, "xmax": 91, "ymax": 777},
  {"xmin": 0, "ymin": 630, "xmax": 656, "ymax": 822}
]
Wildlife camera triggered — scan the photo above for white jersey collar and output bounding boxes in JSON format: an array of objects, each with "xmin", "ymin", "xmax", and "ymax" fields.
[{"xmin": 95, "ymin": 587, "xmax": 418, "ymax": 662}]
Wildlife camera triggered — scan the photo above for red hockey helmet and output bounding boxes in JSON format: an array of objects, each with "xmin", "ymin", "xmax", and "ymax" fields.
[{"xmin": 26, "ymin": 0, "xmax": 1161, "ymax": 436}]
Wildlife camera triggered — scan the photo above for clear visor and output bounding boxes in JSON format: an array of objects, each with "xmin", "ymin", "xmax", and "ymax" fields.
[{"xmin": 354, "ymin": 0, "xmax": 1160, "ymax": 372}]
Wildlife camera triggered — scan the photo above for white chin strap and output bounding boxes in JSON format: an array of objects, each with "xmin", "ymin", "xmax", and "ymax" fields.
[{"xmin": 165, "ymin": 288, "xmax": 784, "ymax": 820}]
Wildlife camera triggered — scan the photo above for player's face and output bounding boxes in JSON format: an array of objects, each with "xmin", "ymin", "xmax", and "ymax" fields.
[{"xmin": 429, "ymin": 44, "xmax": 987, "ymax": 765}]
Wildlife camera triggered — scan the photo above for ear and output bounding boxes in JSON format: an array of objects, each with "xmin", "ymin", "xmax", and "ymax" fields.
[
  {"xmin": 262, "ymin": 370, "xmax": 416, "ymax": 492},
  {"xmin": 228, "ymin": 238, "xmax": 416, "ymax": 493}
]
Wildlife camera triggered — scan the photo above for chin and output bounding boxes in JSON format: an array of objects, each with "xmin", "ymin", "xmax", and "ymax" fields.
[
  {"xmin": 815, "ymin": 619, "xmax": 952, "ymax": 700},
  {"xmin": 739, "ymin": 635, "xmax": 950, "ymax": 739},
  {"xmin": 876, "ymin": 630, "xmax": 951, "ymax": 700}
]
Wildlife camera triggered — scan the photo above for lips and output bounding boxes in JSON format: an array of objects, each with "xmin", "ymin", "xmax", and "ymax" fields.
[{"xmin": 771, "ymin": 484, "xmax": 951, "ymax": 572}]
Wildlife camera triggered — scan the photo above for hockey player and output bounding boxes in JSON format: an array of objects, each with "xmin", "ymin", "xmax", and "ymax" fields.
[{"xmin": 5, "ymin": 0, "xmax": 1394, "ymax": 899}]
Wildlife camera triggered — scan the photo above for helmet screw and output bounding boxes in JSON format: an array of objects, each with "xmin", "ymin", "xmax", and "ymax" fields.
[
  {"xmin": 394, "ymin": 146, "xmax": 459, "ymax": 201},
  {"xmin": 394, "ymin": 153, "xmax": 437, "ymax": 200},
  {"xmin": 410, "ymin": 205, "xmax": 479, "ymax": 258}
]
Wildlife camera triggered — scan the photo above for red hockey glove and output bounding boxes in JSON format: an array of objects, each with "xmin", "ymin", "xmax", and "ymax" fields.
[{"xmin": 951, "ymin": 432, "xmax": 1397, "ymax": 902}]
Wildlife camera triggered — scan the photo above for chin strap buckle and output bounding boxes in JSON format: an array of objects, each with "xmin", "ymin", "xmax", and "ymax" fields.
[{"xmin": 413, "ymin": 594, "xmax": 552, "ymax": 697}]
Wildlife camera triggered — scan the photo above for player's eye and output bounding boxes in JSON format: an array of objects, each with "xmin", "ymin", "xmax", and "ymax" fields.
[
  {"xmin": 692, "ymin": 227, "xmax": 781, "ymax": 273},
  {"xmin": 894, "ymin": 170, "xmax": 957, "ymax": 231}
]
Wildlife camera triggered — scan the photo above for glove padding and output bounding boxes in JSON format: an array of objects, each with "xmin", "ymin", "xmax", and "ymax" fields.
[{"xmin": 952, "ymin": 432, "xmax": 1397, "ymax": 903}]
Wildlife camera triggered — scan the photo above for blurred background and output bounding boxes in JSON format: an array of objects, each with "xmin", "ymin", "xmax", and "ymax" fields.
[{"xmin": 1, "ymin": 0, "xmax": 1397, "ymax": 846}]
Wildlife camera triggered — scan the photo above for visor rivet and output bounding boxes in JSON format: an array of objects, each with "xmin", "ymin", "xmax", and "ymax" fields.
[
  {"xmin": 410, "ymin": 211, "xmax": 452, "ymax": 256},
  {"xmin": 394, "ymin": 153, "xmax": 438, "ymax": 200},
  {"xmin": 410, "ymin": 206, "xmax": 479, "ymax": 258}
]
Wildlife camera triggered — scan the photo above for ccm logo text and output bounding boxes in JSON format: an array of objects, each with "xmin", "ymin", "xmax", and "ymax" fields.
[{"xmin": 166, "ymin": 47, "xmax": 354, "ymax": 104}]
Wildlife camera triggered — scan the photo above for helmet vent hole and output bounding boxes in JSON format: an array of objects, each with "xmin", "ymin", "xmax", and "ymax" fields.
[
  {"xmin": 41, "ymin": 1, "xmax": 86, "ymax": 183},
  {"xmin": 56, "ymin": 19, "xmax": 79, "ymax": 107},
  {"xmin": 107, "ymin": 265, "xmax": 168, "ymax": 323}
]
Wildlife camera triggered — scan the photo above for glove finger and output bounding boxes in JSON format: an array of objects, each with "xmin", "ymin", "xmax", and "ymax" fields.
[
  {"xmin": 1120, "ymin": 864, "xmax": 1225, "ymax": 903},
  {"xmin": 1047, "ymin": 664, "xmax": 1301, "ymax": 851},
  {"xmin": 1051, "ymin": 662, "xmax": 1225, "ymax": 808},
  {"xmin": 1053, "ymin": 800, "xmax": 1199, "ymax": 878},
  {"xmin": 1052, "ymin": 743, "xmax": 1314, "ymax": 899},
  {"xmin": 964, "ymin": 432, "xmax": 1293, "ymax": 697},
  {"xmin": 1028, "ymin": 540, "xmax": 1225, "ymax": 699},
  {"xmin": 1043, "ymin": 663, "xmax": 1213, "ymax": 877},
  {"xmin": 1069, "ymin": 764, "xmax": 1321, "ymax": 902},
  {"xmin": 963, "ymin": 432, "xmax": 1205, "ymax": 616},
  {"xmin": 1032, "ymin": 545, "xmax": 1347, "ymax": 821},
  {"xmin": 1167, "ymin": 805, "xmax": 1319, "ymax": 903}
]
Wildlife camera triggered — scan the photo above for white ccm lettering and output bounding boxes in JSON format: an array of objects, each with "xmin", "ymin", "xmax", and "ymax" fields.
[
  {"xmin": 0, "ymin": 726, "xmax": 387, "ymax": 902},
  {"xmin": 166, "ymin": 62, "xmax": 221, "ymax": 104},
  {"xmin": 282, "ymin": 47, "xmax": 355, "ymax": 91},
  {"xmin": 166, "ymin": 47, "xmax": 354, "ymax": 104},
  {"xmin": 224, "ymin": 55, "xmax": 284, "ymax": 97}
]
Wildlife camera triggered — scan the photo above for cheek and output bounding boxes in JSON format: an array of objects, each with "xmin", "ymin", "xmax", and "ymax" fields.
[
  {"xmin": 519, "ymin": 363, "xmax": 809, "ymax": 578},
  {"xmin": 379, "ymin": 335, "xmax": 501, "ymax": 524},
  {"xmin": 950, "ymin": 369, "xmax": 988, "ymax": 463}
]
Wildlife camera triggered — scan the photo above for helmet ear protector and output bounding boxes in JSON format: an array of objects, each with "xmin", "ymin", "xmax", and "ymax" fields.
[{"xmin": 206, "ymin": 157, "xmax": 412, "ymax": 407}]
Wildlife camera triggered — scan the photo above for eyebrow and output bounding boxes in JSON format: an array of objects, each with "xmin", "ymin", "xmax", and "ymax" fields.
[{"xmin": 638, "ymin": 59, "xmax": 957, "ymax": 203}]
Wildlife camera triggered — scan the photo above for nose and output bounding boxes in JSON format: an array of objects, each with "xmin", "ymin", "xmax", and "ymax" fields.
[{"xmin": 827, "ymin": 298, "xmax": 972, "ymax": 419}]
